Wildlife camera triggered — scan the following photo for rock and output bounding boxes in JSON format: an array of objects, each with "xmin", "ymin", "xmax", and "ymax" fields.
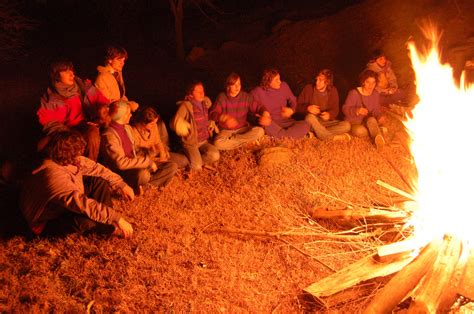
[{"xmin": 257, "ymin": 146, "xmax": 292, "ymax": 168}]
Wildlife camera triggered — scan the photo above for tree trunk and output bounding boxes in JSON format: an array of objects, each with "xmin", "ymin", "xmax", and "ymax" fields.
[{"xmin": 169, "ymin": 0, "xmax": 185, "ymax": 61}]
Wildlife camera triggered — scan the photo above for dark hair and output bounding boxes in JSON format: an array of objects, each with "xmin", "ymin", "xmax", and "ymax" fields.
[
  {"xmin": 370, "ymin": 49, "xmax": 385, "ymax": 61},
  {"xmin": 359, "ymin": 69, "xmax": 378, "ymax": 86},
  {"xmin": 260, "ymin": 68, "xmax": 279, "ymax": 88},
  {"xmin": 316, "ymin": 69, "xmax": 333, "ymax": 87},
  {"xmin": 104, "ymin": 46, "xmax": 128, "ymax": 65},
  {"xmin": 135, "ymin": 107, "xmax": 159, "ymax": 125},
  {"xmin": 45, "ymin": 131, "xmax": 86, "ymax": 166},
  {"xmin": 49, "ymin": 59, "xmax": 74, "ymax": 85},
  {"xmin": 225, "ymin": 72, "xmax": 240, "ymax": 88},
  {"xmin": 185, "ymin": 80, "xmax": 204, "ymax": 96}
]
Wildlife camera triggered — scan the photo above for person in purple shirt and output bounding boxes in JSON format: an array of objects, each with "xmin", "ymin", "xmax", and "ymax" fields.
[
  {"xmin": 342, "ymin": 69, "xmax": 387, "ymax": 149},
  {"xmin": 251, "ymin": 68, "xmax": 310, "ymax": 139},
  {"xmin": 297, "ymin": 69, "xmax": 351, "ymax": 141},
  {"xmin": 170, "ymin": 81, "xmax": 220, "ymax": 170},
  {"xmin": 209, "ymin": 73, "xmax": 271, "ymax": 150}
]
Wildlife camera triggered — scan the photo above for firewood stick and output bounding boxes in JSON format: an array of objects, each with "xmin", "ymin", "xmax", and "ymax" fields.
[
  {"xmin": 376, "ymin": 180, "xmax": 416, "ymax": 201},
  {"xmin": 377, "ymin": 154, "xmax": 417, "ymax": 194},
  {"xmin": 407, "ymin": 235, "xmax": 463, "ymax": 313},
  {"xmin": 207, "ymin": 226, "xmax": 378, "ymax": 240},
  {"xmin": 363, "ymin": 239, "xmax": 441, "ymax": 314}
]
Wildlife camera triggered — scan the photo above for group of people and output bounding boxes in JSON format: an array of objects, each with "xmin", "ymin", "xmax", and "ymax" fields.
[{"xmin": 17, "ymin": 46, "xmax": 406, "ymax": 239}]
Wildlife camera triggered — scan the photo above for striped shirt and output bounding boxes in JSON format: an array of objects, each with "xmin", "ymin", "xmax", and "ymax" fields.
[{"xmin": 209, "ymin": 91, "xmax": 263, "ymax": 130}]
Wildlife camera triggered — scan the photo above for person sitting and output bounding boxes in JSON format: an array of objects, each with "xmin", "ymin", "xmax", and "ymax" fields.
[
  {"xmin": 251, "ymin": 68, "xmax": 310, "ymax": 139},
  {"xmin": 20, "ymin": 131, "xmax": 134, "ymax": 238},
  {"xmin": 131, "ymin": 107, "xmax": 189, "ymax": 169},
  {"xmin": 297, "ymin": 69, "xmax": 351, "ymax": 141},
  {"xmin": 342, "ymin": 69, "xmax": 387, "ymax": 149},
  {"xmin": 101, "ymin": 101, "xmax": 178, "ymax": 195},
  {"xmin": 170, "ymin": 81, "xmax": 220, "ymax": 171},
  {"xmin": 95, "ymin": 45, "xmax": 139, "ymax": 112},
  {"xmin": 366, "ymin": 49, "xmax": 406, "ymax": 106},
  {"xmin": 209, "ymin": 73, "xmax": 271, "ymax": 150},
  {"xmin": 37, "ymin": 59, "xmax": 110, "ymax": 161}
]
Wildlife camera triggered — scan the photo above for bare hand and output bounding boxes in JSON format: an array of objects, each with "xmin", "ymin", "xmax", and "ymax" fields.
[
  {"xmin": 378, "ymin": 116, "xmax": 387, "ymax": 125},
  {"xmin": 281, "ymin": 107, "xmax": 294, "ymax": 118},
  {"xmin": 117, "ymin": 217, "xmax": 133, "ymax": 238},
  {"xmin": 320, "ymin": 111, "xmax": 330, "ymax": 121},
  {"xmin": 128, "ymin": 101, "xmax": 139, "ymax": 112},
  {"xmin": 158, "ymin": 149, "xmax": 170, "ymax": 162},
  {"xmin": 357, "ymin": 107, "xmax": 369, "ymax": 116},
  {"xmin": 307, "ymin": 105, "xmax": 321, "ymax": 115},
  {"xmin": 208, "ymin": 120, "xmax": 219, "ymax": 135},
  {"xmin": 121, "ymin": 185, "xmax": 135, "ymax": 201},
  {"xmin": 221, "ymin": 114, "xmax": 239, "ymax": 129},
  {"xmin": 150, "ymin": 162, "xmax": 158, "ymax": 173}
]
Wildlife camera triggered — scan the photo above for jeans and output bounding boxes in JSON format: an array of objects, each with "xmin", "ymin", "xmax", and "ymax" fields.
[
  {"xmin": 183, "ymin": 140, "xmax": 220, "ymax": 170},
  {"xmin": 213, "ymin": 126, "xmax": 264, "ymax": 150},
  {"xmin": 305, "ymin": 114, "xmax": 351, "ymax": 140}
]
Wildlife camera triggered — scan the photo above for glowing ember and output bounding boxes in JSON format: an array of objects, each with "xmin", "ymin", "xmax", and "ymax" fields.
[{"xmin": 405, "ymin": 27, "xmax": 474, "ymax": 246}]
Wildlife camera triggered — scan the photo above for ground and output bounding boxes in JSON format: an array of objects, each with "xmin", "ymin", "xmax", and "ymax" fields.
[
  {"xmin": 1, "ymin": 0, "xmax": 474, "ymax": 312},
  {"xmin": 0, "ymin": 110, "xmax": 419, "ymax": 312}
]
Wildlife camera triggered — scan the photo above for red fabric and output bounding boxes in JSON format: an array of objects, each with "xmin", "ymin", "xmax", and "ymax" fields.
[{"xmin": 38, "ymin": 81, "xmax": 109, "ymax": 128}]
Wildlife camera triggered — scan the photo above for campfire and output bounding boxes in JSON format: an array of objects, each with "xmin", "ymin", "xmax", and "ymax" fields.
[{"xmin": 304, "ymin": 26, "xmax": 474, "ymax": 312}]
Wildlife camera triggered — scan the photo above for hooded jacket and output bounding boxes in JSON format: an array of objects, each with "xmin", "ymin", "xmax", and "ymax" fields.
[{"xmin": 170, "ymin": 97, "xmax": 212, "ymax": 146}]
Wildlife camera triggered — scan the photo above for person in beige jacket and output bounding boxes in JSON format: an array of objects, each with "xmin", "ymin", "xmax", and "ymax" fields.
[
  {"xmin": 101, "ymin": 101, "xmax": 178, "ymax": 195},
  {"xmin": 95, "ymin": 46, "xmax": 139, "ymax": 112},
  {"xmin": 20, "ymin": 131, "xmax": 134, "ymax": 238}
]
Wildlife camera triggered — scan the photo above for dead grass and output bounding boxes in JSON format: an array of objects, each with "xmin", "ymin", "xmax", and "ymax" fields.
[{"xmin": 0, "ymin": 110, "xmax": 422, "ymax": 313}]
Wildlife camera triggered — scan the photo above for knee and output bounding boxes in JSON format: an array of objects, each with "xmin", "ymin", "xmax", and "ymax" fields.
[
  {"xmin": 207, "ymin": 148, "xmax": 220, "ymax": 163},
  {"xmin": 254, "ymin": 126, "xmax": 265, "ymax": 138},
  {"xmin": 351, "ymin": 124, "xmax": 369, "ymax": 138},
  {"xmin": 137, "ymin": 169, "xmax": 151, "ymax": 185},
  {"xmin": 305, "ymin": 113, "xmax": 318, "ymax": 124},
  {"xmin": 340, "ymin": 121, "xmax": 352, "ymax": 133}
]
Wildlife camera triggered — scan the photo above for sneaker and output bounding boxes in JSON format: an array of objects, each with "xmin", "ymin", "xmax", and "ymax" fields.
[
  {"xmin": 332, "ymin": 133, "xmax": 351, "ymax": 142},
  {"xmin": 375, "ymin": 134, "xmax": 385, "ymax": 150}
]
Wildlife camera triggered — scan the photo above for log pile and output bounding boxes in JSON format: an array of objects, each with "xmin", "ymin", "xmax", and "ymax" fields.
[{"xmin": 304, "ymin": 235, "xmax": 474, "ymax": 312}]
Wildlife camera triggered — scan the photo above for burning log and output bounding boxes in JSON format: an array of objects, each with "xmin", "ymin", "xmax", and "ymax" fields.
[
  {"xmin": 304, "ymin": 250, "xmax": 416, "ymax": 298},
  {"xmin": 408, "ymin": 236, "xmax": 463, "ymax": 313},
  {"xmin": 364, "ymin": 239, "xmax": 441, "ymax": 313}
]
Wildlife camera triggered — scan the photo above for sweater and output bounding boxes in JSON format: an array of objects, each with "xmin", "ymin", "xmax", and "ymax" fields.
[
  {"xmin": 251, "ymin": 81, "xmax": 297, "ymax": 124},
  {"xmin": 209, "ymin": 91, "xmax": 265, "ymax": 130},
  {"xmin": 342, "ymin": 88, "xmax": 382, "ymax": 123},
  {"xmin": 296, "ymin": 84, "xmax": 340, "ymax": 119},
  {"xmin": 20, "ymin": 157, "xmax": 125, "ymax": 234}
]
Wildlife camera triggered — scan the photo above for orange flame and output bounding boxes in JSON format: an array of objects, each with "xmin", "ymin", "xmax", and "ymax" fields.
[{"xmin": 405, "ymin": 27, "xmax": 474, "ymax": 247}]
